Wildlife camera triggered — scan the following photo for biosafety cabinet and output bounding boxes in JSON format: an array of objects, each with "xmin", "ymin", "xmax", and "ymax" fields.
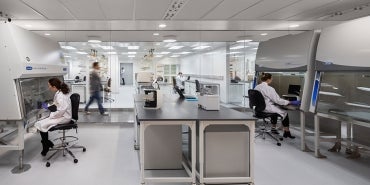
[
  {"xmin": 310, "ymin": 16, "xmax": 370, "ymax": 158},
  {"xmin": 255, "ymin": 30, "xmax": 321, "ymax": 151},
  {"xmin": 0, "ymin": 23, "xmax": 67, "ymax": 173}
]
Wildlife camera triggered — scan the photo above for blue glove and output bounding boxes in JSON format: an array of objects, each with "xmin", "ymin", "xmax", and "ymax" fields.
[
  {"xmin": 290, "ymin": 100, "xmax": 301, "ymax": 105},
  {"xmin": 41, "ymin": 102, "xmax": 48, "ymax": 110}
]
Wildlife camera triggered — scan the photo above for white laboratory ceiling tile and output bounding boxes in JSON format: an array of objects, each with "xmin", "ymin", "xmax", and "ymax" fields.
[
  {"xmin": 0, "ymin": 0, "xmax": 45, "ymax": 19},
  {"xmin": 174, "ymin": 0, "xmax": 223, "ymax": 20},
  {"xmin": 261, "ymin": 0, "xmax": 338, "ymax": 20},
  {"xmin": 324, "ymin": 4, "xmax": 370, "ymax": 21},
  {"xmin": 288, "ymin": 0, "xmax": 370, "ymax": 21},
  {"xmin": 202, "ymin": 0, "xmax": 260, "ymax": 20},
  {"xmin": 22, "ymin": 0, "xmax": 74, "ymax": 19},
  {"xmin": 135, "ymin": 0, "xmax": 172, "ymax": 20},
  {"xmin": 98, "ymin": 0, "xmax": 134, "ymax": 20},
  {"xmin": 59, "ymin": 0, "xmax": 106, "ymax": 19},
  {"xmin": 231, "ymin": 0, "xmax": 299, "ymax": 20}
]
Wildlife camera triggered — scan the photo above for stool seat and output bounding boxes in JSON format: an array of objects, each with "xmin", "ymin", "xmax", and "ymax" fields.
[{"xmin": 49, "ymin": 122, "xmax": 77, "ymax": 131}]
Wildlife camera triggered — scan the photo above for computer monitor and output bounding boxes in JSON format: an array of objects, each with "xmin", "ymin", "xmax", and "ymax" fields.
[{"xmin": 288, "ymin": 84, "xmax": 301, "ymax": 96}]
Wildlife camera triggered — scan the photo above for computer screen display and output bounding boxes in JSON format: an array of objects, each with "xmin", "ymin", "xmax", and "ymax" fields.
[{"xmin": 288, "ymin": 85, "xmax": 301, "ymax": 95}]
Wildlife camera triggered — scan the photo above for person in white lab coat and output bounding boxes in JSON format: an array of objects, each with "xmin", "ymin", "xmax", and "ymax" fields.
[
  {"xmin": 176, "ymin": 72, "xmax": 186, "ymax": 92},
  {"xmin": 35, "ymin": 78, "xmax": 72, "ymax": 156},
  {"xmin": 254, "ymin": 73, "xmax": 300, "ymax": 139}
]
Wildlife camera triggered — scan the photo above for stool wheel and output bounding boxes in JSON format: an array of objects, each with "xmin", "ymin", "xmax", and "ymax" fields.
[
  {"xmin": 277, "ymin": 143, "xmax": 281, "ymax": 146},
  {"xmin": 46, "ymin": 162, "xmax": 50, "ymax": 167},
  {"xmin": 83, "ymin": 148, "xmax": 86, "ymax": 152},
  {"xmin": 74, "ymin": 159, "xmax": 78, "ymax": 163}
]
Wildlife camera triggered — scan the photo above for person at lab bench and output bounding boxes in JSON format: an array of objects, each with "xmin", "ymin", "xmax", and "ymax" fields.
[
  {"xmin": 254, "ymin": 73, "xmax": 300, "ymax": 139},
  {"xmin": 85, "ymin": 62, "xmax": 108, "ymax": 115},
  {"xmin": 35, "ymin": 78, "xmax": 71, "ymax": 156},
  {"xmin": 176, "ymin": 72, "xmax": 186, "ymax": 92}
]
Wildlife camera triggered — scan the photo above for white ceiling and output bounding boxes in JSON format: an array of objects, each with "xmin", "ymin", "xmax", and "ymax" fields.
[{"xmin": 0, "ymin": 0, "xmax": 370, "ymax": 42}]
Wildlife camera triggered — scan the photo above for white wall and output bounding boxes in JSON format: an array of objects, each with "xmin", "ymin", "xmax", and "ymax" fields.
[{"xmin": 180, "ymin": 48, "xmax": 228, "ymax": 102}]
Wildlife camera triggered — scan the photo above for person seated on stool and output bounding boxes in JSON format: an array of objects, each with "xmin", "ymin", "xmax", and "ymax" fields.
[
  {"xmin": 254, "ymin": 73, "xmax": 300, "ymax": 139},
  {"xmin": 35, "ymin": 78, "xmax": 72, "ymax": 156},
  {"xmin": 176, "ymin": 72, "xmax": 186, "ymax": 92}
]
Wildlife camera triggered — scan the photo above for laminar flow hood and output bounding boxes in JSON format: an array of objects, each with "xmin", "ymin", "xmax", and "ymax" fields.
[{"xmin": 0, "ymin": 23, "xmax": 67, "ymax": 120}]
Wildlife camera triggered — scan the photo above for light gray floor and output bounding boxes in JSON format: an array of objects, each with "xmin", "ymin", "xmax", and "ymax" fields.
[{"xmin": 0, "ymin": 111, "xmax": 369, "ymax": 185}]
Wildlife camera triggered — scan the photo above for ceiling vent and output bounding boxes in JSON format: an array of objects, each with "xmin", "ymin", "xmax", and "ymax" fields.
[{"xmin": 163, "ymin": 0, "xmax": 189, "ymax": 20}]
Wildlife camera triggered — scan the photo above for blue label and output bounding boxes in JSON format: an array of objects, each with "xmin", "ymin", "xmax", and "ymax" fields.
[
  {"xmin": 26, "ymin": 66, "xmax": 33, "ymax": 70},
  {"xmin": 63, "ymin": 67, "xmax": 67, "ymax": 71}
]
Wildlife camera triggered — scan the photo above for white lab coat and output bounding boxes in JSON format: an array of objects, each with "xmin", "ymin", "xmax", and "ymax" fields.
[
  {"xmin": 176, "ymin": 75, "xmax": 186, "ymax": 90},
  {"xmin": 254, "ymin": 82, "xmax": 290, "ymax": 118},
  {"xmin": 35, "ymin": 90, "xmax": 72, "ymax": 132}
]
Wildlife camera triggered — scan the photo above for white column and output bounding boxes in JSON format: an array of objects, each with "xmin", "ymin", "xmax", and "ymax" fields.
[{"xmin": 108, "ymin": 55, "xmax": 120, "ymax": 93}]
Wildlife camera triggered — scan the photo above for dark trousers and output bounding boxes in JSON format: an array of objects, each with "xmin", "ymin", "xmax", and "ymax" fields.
[
  {"xmin": 85, "ymin": 91, "xmax": 105, "ymax": 114},
  {"xmin": 40, "ymin": 131, "xmax": 48, "ymax": 142},
  {"xmin": 122, "ymin": 78, "xmax": 125, "ymax": 85},
  {"xmin": 271, "ymin": 114, "xmax": 290, "ymax": 127}
]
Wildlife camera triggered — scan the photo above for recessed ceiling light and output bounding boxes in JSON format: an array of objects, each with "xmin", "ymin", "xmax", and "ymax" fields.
[
  {"xmin": 76, "ymin": 51, "xmax": 88, "ymax": 55},
  {"xmin": 193, "ymin": 46, "xmax": 210, "ymax": 50},
  {"xmin": 236, "ymin": 39, "xmax": 252, "ymax": 43},
  {"xmin": 252, "ymin": 47, "xmax": 258, "ymax": 50},
  {"xmin": 128, "ymin": 55, "xmax": 135, "ymax": 58},
  {"xmin": 61, "ymin": 46, "xmax": 77, "ymax": 50},
  {"xmin": 88, "ymin": 39, "xmax": 102, "ymax": 43},
  {"xmin": 163, "ymin": 39, "xmax": 176, "ymax": 43},
  {"xmin": 160, "ymin": 52, "xmax": 170, "ymax": 54},
  {"xmin": 128, "ymin": 46, "xmax": 139, "ymax": 50},
  {"xmin": 156, "ymin": 43, "xmax": 161, "ymax": 46},
  {"xmin": 260, "ymin": 33, "xmax": 268, "ymax": 36},
  {"xmin": 289, "ymin": 24, "xmax": 300, "ymax": 28},
  {"xmin": 100, "ymin": 46, "xmax": 114, "ymax": 50},
  {"xmin": 105, "ymin": 52, "xmax": 117, "ymax": 55},
  {"xmin": 159, "ymin": 24, "xmax": 167, "ymax": 28},
  {"xmin": 169, "ymin": 46, "xmax": 184, "ymax": 50},
  {"xmin": 128, "ymin": 52, "xmax": 137, "ymax": 54},
  {"xmin": 44, "ymin": 33, "xmax": 51, "ymax": 36},
  {"xmin": 170, "ymin": 55, "xmax": 180, "ymax": 58},
  {"xmin": 155, "ymin": 55, "xmax": 163, "ymax": 57},
  {"xmin": 178, "ymin": 52, "xmax": 191, "ymax": 55},
  {"xmin": 64, "ymin": 55, "xmax": 71, "ymax": 58},
  {"xmin": 228, "ymin": 52, "xmax": 241, "ymax": 54},
  {"xmin": 153, "ymin": 33, "xmax": 160, "ymax": 36},
  {"xmin": 25, "ymin": 24, "xmax": 32, "ymax": 27}
]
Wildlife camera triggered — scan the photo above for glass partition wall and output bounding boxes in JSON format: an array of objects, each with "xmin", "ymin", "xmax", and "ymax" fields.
[
  {"xmin": 227, "ymin": 39, "xmax": 258, "ymax": 107},
  {"xmin": 55, "ymin": 30, "xmax": 260, "ymax": 112}
]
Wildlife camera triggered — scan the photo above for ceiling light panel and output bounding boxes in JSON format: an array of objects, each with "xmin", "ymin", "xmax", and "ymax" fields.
[
  {"xmin": 61, "ymin": 46, "xmax": 77, "ymax": 50},
  {"xmin": 100, "ymin": 46, "xmax": 114, "ymax": 50},
  {"xmin": 193, "ymin": 46, "xmax": 210, "ymax": 50},
  {"xmin": 128, "ymin": 46, "xmax": 139, "ymax": 50},
  {"xmin": 169, "ymin": 46, "xmax": 184, "ymax": 50}
]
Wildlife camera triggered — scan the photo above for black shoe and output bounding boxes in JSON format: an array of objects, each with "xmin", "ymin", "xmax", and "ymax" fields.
[
  {"xmin": 271, "ymin": 129, "xmax": 280, "ymax": 135},
  {"xmin": 41, "ymin": 141, "xmax": 50, "ymax": 156},
  {"xmin": 283, "ymin": 131, "xmax": 295, "ymax": 139}
]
